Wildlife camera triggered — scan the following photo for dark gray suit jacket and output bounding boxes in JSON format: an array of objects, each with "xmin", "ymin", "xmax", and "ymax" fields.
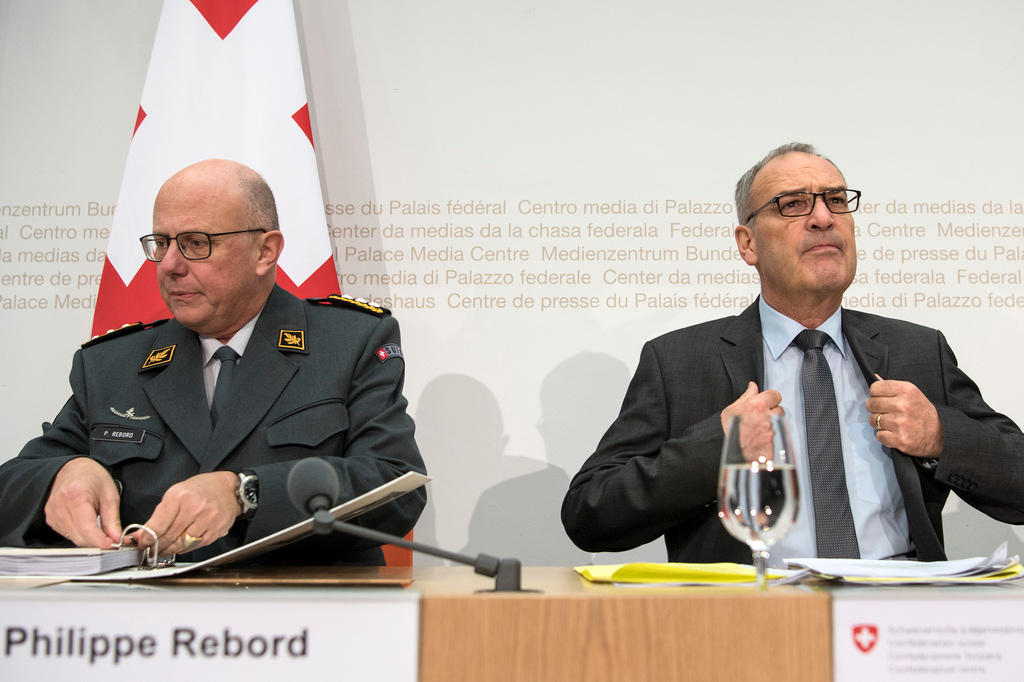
[
  {"xmin": 0, "ymin": 285, "xmax": 426, "ymax": 565},
  {"xmin": 562, "ymin": 301, "xmax": 1024, "ymax": 562}
]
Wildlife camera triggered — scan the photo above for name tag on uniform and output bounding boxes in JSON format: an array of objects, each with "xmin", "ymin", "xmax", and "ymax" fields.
[{"xmin": 91, "ymin": 425, "xmax": 145, "ymax": 443}]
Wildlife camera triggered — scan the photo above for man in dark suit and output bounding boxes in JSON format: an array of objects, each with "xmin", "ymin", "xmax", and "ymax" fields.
[
  {"xmin": 562, "ymin": 142, "xmax": 1024, "ymax": 563},
  {"xmin": 0, "ymin": 159, "xmax": 426, "ymax": 565}
]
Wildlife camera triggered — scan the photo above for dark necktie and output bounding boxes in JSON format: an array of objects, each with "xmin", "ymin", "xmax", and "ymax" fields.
[
  {"xmin": 211, "ymin": 346, "xmax": 239, "ymax": 426},
  {"xmin": 793, "ymin": 329, "xmax": 861, "ymax": 558}
]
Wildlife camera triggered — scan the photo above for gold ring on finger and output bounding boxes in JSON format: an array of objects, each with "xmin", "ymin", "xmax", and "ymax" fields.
[{"xmin": 179, "ymin": 533, "xmax": 203, "ymax": 551}]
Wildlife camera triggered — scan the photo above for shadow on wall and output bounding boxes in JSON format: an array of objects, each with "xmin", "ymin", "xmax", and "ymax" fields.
[
  {"xmin": 940, "ymin": 494, "xmax": 1024, "ymax": 560},
  {"xmin": 537, "ymin": 351, "xmax": 665, "ymax": 566},
  {"xmin": 296, "ymin": 1, "xmax": 391, "ymax": 297},
  {"xmin": 412, "ymin": 353, "xmax": 647, "ymax": 566},
  {"xmin": 412, "ymin": 373, "xmax": 516, "ymax": 566}
]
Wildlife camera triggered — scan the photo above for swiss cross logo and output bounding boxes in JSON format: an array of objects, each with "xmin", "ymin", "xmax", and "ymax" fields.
[
  {"xmin": 375, "ymin": 344, "xmax": 404, "ymax": 363},
  {"xmin": 852, "ymin": 624, "xmax": 879, "ymax": 653}
]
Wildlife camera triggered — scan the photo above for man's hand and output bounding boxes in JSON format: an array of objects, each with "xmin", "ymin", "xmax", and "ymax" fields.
[
  {"xmin": 133, "ymin": 471, "xmax": 241, "ymax": 555},
  {"xmin": 866, "ymin": 377, "xmax": 943, "ymax": 457},
  {"xmin": 44, "ymin": 457, "xmax": 122, "ymax": 548},
  {"xmin": 721, "ymin": 382, "xmax": 785, "ymax": 463},
  {"xmin": 721, "ymin": 381, "xmax": 785, "ymax": 433}
]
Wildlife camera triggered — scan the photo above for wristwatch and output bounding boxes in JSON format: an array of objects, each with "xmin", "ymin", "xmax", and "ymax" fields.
[{"xmin": 235, "ymin": 469, "xmax": 259, "ymax": 520}]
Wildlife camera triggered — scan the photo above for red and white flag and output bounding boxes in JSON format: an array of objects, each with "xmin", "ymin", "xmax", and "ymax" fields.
[{"xmin": 92, "ymin": 0, "xmax": 338, "ymax": 336}]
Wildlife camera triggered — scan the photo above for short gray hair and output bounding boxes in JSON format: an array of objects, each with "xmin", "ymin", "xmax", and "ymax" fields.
[
  {"xmin": 734, "ymin": 142, "xmax": 839, "ymax": 224},
  {"xmin": 239, "ymin": 169, "xmax": 280, "ymax": 232}
]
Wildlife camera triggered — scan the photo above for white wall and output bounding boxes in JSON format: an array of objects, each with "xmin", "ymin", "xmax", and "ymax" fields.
[{"xmin": 2, "ymin": 0, "xmax": 1022, "ymax": 563}]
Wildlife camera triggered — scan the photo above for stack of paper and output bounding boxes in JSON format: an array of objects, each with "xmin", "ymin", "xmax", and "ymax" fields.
[
  {"xmin": 0, "ymin": 547, "xmax": 141, "ymax": 576},
  {"xmin": 785, "ymin": 542, "xmax": 1023, "ymax": 585},
  {"xmin": 575, "ymin": 543, "xmax": 1023, "ymax": 587}
]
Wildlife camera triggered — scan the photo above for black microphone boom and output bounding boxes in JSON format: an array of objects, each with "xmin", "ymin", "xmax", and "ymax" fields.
[{"xmin": 285, "ymin": 458, "xmax": 529, "ymax": 592}]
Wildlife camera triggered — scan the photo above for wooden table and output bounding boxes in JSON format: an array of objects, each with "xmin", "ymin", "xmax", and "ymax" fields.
[{"xmin": 414, "ymin": 566, "xmax": 831, "ymax": 682}]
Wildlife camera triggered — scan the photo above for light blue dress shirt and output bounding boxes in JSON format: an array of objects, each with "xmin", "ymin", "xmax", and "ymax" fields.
[{"xmin": 758, "ymin": 298, "xmax": 913, "ymax": 564}]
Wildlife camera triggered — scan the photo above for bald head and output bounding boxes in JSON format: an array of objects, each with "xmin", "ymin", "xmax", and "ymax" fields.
[
  {"xmin": 154, "ymin": 159, "xmax": 279, "ymax": 233},
  {"xmin": 151, "ymin": 159, "xmax": 284, "ymax": 342}
]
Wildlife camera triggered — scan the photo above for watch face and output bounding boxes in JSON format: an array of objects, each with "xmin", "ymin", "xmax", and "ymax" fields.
[{"xmin": 239, "ymin": 473, "xmax": 258, "ymax": 511}]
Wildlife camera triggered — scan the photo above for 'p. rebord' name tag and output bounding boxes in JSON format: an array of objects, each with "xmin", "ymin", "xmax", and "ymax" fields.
[{"xmin": 91, "ymin": 425, "xmax": 145, "ymax": 443}]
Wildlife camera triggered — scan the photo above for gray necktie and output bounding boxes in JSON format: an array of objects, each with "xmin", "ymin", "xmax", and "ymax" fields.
[
  {"xmin": 793, "ymin": 329, "xmax": 861, "ymax": 558},
  {"xmin": 211, "ymin": 346, "xmax": 239, "ymax": 426}
]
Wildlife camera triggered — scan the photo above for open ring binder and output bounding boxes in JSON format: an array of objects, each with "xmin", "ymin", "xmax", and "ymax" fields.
[{"xmin": 117, "ymin": 524, "xmax": 176, "ymax": 569}]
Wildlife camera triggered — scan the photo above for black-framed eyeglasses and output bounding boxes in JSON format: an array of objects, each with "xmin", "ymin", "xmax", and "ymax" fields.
[
  {"xmin": 139, "ymin": 229, "xmax": 266, "ymax": 262},
  {"xmin": 744, "ymin": 189, "xmax": 861, "ymax": 224}
]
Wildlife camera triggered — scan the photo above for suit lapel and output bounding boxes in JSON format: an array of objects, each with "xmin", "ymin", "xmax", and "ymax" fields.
[
  {"xmin": 842, "ymin": 311, "xmax": 944, "ymax": 559},
  {"xmin": 720, "ymin": 301, "xmax": 765, "ymax": 395},
  {"xmin": 142, "ymin": 321, "xmax": 211, "ymax": 463},
  {"xmin": 200, "ymin": 287, "xmax": 301, "ymax": 470},
  {"xmin": 842, "ymin": 311, "xmax": 889, "ymax": 386}
]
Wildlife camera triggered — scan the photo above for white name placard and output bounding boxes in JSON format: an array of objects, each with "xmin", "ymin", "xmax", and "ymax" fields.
[
  {"xmin": 0, "ymin": 587, "xmax": 418, "ymax": 681},
  {"xmin": 833, "ymin": 588, "xmax": 1024, "ymax": 681}
]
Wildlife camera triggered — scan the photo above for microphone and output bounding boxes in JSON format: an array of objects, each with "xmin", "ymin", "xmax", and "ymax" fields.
[
  {"xmin": 287, "ymin": 457, "xmax": 341, "ymax": 514},
  {"xmin": 286, "ymin": 458, "xmax": 531, "ymax": 592}
]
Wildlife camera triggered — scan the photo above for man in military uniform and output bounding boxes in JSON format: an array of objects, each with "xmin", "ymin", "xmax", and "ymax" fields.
[{"xmin": 0, "ymin": 159, "xmax": 426, "ymax": 565}]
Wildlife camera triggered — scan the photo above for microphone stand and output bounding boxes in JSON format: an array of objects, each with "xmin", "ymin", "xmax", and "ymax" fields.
[{"xmin": 311, "ymin": 510, "xmax": 530, "ymax": 592}]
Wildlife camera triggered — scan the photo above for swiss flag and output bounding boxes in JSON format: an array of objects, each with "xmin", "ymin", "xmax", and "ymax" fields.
[
  {"xmin": 92, "ymin": 0, "xmax": 338, "ymax": 338},
  {"xmin": 92, "ymin": 0, "xmax": 412, "ymax": 566}
]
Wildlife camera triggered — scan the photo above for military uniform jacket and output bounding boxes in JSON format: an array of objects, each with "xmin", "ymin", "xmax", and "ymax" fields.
[
  {"xmin": 0, "ymin": 285, "xmax": 426, "ymax": 565},
  {"xmin": 562, "ymin": 300, "xmax": 1024, "ymax": 563}
]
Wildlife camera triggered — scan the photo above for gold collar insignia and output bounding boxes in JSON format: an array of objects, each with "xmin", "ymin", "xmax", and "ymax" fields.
[
  {"xmin": 141, "ymin": 345, "xmax": 176, "ymax": 370},
  {"xmin": 278, "ymin": 330, "xmax": 306, "ymax": 352}
]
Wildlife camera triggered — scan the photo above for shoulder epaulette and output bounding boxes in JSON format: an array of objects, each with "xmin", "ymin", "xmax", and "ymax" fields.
[
  {"xmin": 81, "ymin": 319, "xmax": 169, "ymax": 348},
  {"xmin": 307, "ymin": 294, "xmax": 390, "ymax": 317}
]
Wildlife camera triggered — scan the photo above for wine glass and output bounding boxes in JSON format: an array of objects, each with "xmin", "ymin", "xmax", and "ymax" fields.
[{"xmin": 717, "ymin": 413, "xmax": 799, "ymax": 589}]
